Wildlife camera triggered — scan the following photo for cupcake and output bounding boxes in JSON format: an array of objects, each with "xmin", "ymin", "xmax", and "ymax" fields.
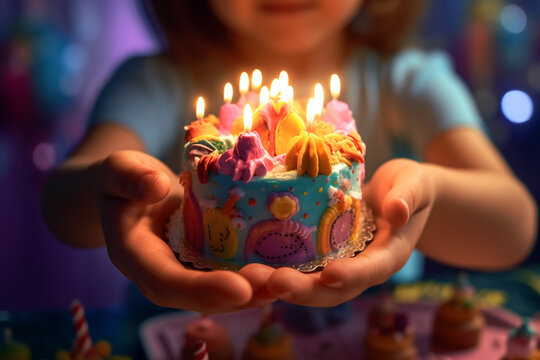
[
  {"xmin": 363, "ymin": 292, "xmax": 417, "ymax": 360},
  {"xmin": 501, "ymin": 317, "xmax": 540, "ymax": 360},
  {"xmin": 181, "ymin": 315, "xmax": 235, "ymax": 360},
  {"xmin": 243, "ymin": 307, "xmax": 295, "ymax": 360},
  {"xmin": 431, "ymin": 273, "xmax": 484, "ymax": 350}
]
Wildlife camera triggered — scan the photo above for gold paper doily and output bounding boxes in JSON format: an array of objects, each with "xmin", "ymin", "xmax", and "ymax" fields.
[{"xmin": 165, "ymin": 203, "xmax": 375, "ymax": 273}]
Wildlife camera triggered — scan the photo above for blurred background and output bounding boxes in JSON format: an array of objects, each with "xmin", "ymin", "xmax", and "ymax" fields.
[{"xmin": 0, "ymin": 0, "xmax": 539, "ymax": 313}]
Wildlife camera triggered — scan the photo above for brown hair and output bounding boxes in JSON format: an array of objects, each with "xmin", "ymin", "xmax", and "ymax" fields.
[{"xmin": 142, "ymin": 0, "xmax": 426, "ymax": 87}]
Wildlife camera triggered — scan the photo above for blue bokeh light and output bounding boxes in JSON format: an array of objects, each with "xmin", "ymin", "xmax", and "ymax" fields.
[
  {"xmin": 500, "ymin": 4, "xmax": 527, "ymax": 34},
  {"xmin": 501, "ymin": 90, "xmax": 533, "ymax": 124}
]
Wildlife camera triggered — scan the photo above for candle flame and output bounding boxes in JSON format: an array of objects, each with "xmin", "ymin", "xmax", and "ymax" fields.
[
  {"xmin": 252, "ymin": 69, "xmax": 262, "ymax": 90},
  {"xmin": 260, "ymin": 86, "xmax": 270, "ymax": 105},
  {"xmin": 270, "ymin": 78, "xmax": 280, "ymax": 98},
  {"xmin": 243, "ymin": 104, "xmax": 253, "ymax": 132},
  {"xmin": 239, "ymin": 72, "xmax": 249, "ymax": 96},
  {"xmin": 279, "ymin": 70, "xmax": 289, "ymax": 94},
  {"xmin": 224, "ymin": 83, "xmax": 233, "ymax": 104},
  {"xmin": 306, "ymin": 97, "xmax": 315, "ymax": 127},
  {"xmin": 330, "ymin": 74, "xmax": 340, "ymax": 100},
  {"xmin": 284, "ymin": 85, "xmax": 294, "ymax": 103},
  {"xmin": 196, "ymin": 96, "xmax": 205, "ymax": 120}
]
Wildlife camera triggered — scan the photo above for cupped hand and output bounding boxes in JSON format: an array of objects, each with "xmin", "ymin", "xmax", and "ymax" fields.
[
  {"xmin": 96, "ymin": 150, "xmax": 276, "ymax": 313},
  {"xmin": 266, "ymin": 158, "xmax": 435, "ymax": 307}
]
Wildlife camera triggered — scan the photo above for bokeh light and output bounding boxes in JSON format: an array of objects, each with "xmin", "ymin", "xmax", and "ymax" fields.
[
  {"xmin": 500, "ymin": 4, "xmax": 527, "ymax": 34},
  {"xmin": 501, "ymin": 90, "xmax": 533, "ymax": 124},
  {"xmin": 32, "ymin": 142, "xmax": 56, "ymax": 171}
]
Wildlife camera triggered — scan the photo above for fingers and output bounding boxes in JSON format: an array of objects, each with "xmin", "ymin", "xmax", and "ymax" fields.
[
  {"xmin": 267, "ymin": 267, "xmax": 360, "ymax": 307},
  {"xmin": 107, "ymin": 224, "xmax": 253, "ymax": 313},
  {"xmin": 365, "ymin": 159, "xmax": 433, "ymax": 228},
  {"xmin": 98, "ymin": 151, "xmax": 171, "ymax": 203},
  {"xmin": 266, "ymin": 221, "xmax": 417, "ymax": 307},
  {"xmin": 236, "ymin": 263, "xmax": 277, "ymax": 309}
]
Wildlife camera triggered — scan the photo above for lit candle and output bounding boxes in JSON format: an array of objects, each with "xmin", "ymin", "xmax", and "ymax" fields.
[
  {"xmin": 251, "ymin": 69, "xmax": 262, "ymax": 91},
  {"xmin": 218, "ymin": 84, "xmax": 242, "ymax": 134},
  {"xmin": 224, "ymin": 82, "xmax": 233, "ymax": 104},
  {"xmin": 330, "ymin": 74, "xmax": 340, "ymax": 100},
  {"xmin": 196, "ymin": 96, "xmax": 205, "ymax": 121},
  {"xmin": 284, "ymin": 85, "xmax": 294, "ymax": 104},
  {"xmin": 270, "ymin": 78, "xmax": 280, "ymax": 98},
  {"xmin": 243, "ymin": 104, "xmax": 252, "ymax": 133},
  {"xmin": 242, "ymin": 70, "xmax": 260, "ymax": 107},
  {"xmin": 239, "ymin": 72, "xmax": 249, "ymax": 98},
  {"xmin": 186, "ymin": 96, "xmax": 220, "ymax": 141},
  {"xmin": 259, "ymin": 86, "xmax": 270, "ymax": 105},
  {"xmin": 279, "ymin": 70, "xmax": 289, "ymax": 94},
  {"xmin": 323, "ymin": 74, "xmax": 357, "ymax": 133}
]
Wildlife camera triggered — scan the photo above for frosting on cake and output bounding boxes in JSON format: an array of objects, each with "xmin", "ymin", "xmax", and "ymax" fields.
[{"xmin": 169, "ymin": 72, "xmax": 369, "ymax": 269}]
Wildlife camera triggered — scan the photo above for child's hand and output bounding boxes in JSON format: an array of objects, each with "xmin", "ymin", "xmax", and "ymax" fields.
[
  {"xmin": 265, "ymin": 159, "xmax": 434, "ymax": 307},
  {"xmin": 96, "ymin": 150, "xmax": 276, "ymax": 313}
]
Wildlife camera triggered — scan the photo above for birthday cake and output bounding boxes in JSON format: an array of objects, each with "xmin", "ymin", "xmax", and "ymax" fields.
[{"xmin": 167, "ymin": 71, "xmax": 372, "ymax": 270}]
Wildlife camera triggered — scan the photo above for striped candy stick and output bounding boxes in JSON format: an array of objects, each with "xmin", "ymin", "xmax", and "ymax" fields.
[
  {"xmin": 193, "ymin": 340, "xmax": 209, "ymax": 360},
  {"xmin": 70, "ymin": 299, "xmax": 93, "ymax": 355}
]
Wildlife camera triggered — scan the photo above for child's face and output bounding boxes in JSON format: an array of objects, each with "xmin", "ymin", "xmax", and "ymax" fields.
[{"xmin": 209, "ymin": 0, "xmax": 363, "ymax": 57}]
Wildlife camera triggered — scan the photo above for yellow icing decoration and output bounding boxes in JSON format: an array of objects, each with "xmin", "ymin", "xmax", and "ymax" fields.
[
  {"xmin": 349, "ymin": 195, "xmax": 363, "ymax": 243},
  {"xmin": 203, "ymin": 208, "xmax": 238, "ymax": 260},
  {"xmin": 274, "ymin": 112, "xmax": 306, "ymax": 155},
  {"xmin": 284, "ymin": 131, "xmax": 332, "ymax": 177},
  {"xmin": 317, "ymin": 195, "xmax": 353, "ymax": 255},
  {"xmin": 271, "ymin": 100, "xmax": 289, "ymax": 114},
  {"xmin": 189, "ymin": 135, "xmax": 223, "ymax": 143},
  {"xmin": 269, "ymin": 196, "xmax": 298, "ymax": 220}
]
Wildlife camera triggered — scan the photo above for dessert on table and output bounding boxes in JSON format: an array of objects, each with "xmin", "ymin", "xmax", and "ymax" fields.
[
  {"xmin": 363, "ymin": 292, "xmax": 417, "ymax": 360},
  {"xmin": 431, "ymin": 273, "xmax": 485, "ymax": 351}
]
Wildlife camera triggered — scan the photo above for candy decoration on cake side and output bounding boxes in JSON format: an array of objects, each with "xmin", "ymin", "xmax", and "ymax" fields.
[{"xmin": 168, "ymin": 71, "xmax": 372, "ymax": 270}]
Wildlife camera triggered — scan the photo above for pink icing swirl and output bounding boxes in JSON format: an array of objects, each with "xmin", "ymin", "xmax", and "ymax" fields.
[
  {"xmin": 323, "ymin": 99, "xmax": 357, "ymax": 133},
  {"xmin": 216, "ymin": 131, "xmax": 274, "ymax": 183}
]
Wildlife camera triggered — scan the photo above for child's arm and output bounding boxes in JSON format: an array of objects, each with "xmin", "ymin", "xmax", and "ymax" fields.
[
  {"xmin": 42, "ymin": 123, "xmax": 275, "ymax": 312},
  {"xmin": 264, "ymin": 127, "xmax": 537, "ymax": 307},
  {"xmin": 416, "ymin": 127, "xmax": 537, "ymax": 268}
]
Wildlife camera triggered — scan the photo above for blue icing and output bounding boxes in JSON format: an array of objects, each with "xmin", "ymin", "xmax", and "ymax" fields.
[{"xmin": 191, "ymin": 161, "xmax": 363, "ymax": 264}]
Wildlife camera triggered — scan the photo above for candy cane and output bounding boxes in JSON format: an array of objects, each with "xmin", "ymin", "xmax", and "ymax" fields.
[
  {"xmin": 70, "ymin": 299, "xmax": 93, "ymax": 355},
  {"xmin": 193, "ymin": 340, "xmax": 209, "ymax": 360}
]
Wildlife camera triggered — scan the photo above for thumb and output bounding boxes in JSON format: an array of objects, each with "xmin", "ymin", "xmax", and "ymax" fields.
[
  {"xmin": 365, "ymin": 159, "xmax": 432, "ymax": 228},
  {"xmin": 98, "ymin": 151, "xmax": 171, "ymax": 203}
]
